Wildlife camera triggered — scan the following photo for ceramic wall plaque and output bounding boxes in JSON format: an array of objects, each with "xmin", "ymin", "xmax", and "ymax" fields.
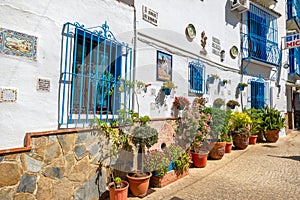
[{"xmin": 0, "ymin": 27, "xmax": 37, "ymax": 60}]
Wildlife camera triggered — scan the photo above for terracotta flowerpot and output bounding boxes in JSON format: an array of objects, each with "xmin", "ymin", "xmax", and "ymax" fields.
[
  {"xmin": 109, "ymin": 181, "xmax": 129, "ymax": 200},
  {"xmin": 126, "ymin": 172, "xmax": 152, "ymax": 197},
  {"xmin": 209, "ymin": 142, "xmax": 226, "ymax": 160},
  {"xmin": 225, "ymin": 142, "xmax": 233, "ymax": 153},
  {"xmin": 264, "ymin": 129, "xmax": 280, "ymax": 143},
  {"xmin": 233, "ymin": 136, "xmax": 249, "ymax": 150},
  {"xmin": 249, "ymin": 135, "xmax": 258, "ymax": 145},
  {"xmin": 191, "ymin": 151, "xmax": 208, "ymax": 168}
]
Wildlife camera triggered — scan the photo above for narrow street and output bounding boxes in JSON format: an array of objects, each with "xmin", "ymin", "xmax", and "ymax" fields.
[{"xmin": 130, "ymin": 132, "xmax": 300, "ymax": 200}]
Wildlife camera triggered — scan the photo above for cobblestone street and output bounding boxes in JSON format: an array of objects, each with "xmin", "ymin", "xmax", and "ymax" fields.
[{"xmin": 129, "ymin": 131, "xmax": 300, "ymax": 200}]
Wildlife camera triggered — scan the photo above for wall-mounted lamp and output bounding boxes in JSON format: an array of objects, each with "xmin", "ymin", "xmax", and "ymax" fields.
[{"xmin": 220, "ymin": 50, "xmax": 225, "ymax": 62}]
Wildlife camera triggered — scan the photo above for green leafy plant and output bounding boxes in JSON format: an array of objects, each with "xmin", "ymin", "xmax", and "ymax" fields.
[
  {"xmin": 243, "ymin": 108, "xmax": 264, "ymax": 135},
  {"xmin": 164, "ymin": 143, "xmax": 185, "ymax": 163},
  {"xmin": 162, "ymin": 81, "xmax": 177, "ymax": 90},
  {"xmin": 261, "ymin": 105, "xmax": 285, "ymax": 131},
  {"xmin": 238, "ymin": 82, "xmax": 248, "ymax": 87},
  {"xmin": 114, "ymin": 177, "xmax": 122, "ymax": 189},
  {"xmin": 144, "ymin": 149, "xmax": 170, "ymax": 177},
  {"xmin": 229, "ymin": 111, "xmax": 252, "ymax": 137},
  {"xmin": 174, "ymin": 151, "xmax": 191, "ymax": 172}
]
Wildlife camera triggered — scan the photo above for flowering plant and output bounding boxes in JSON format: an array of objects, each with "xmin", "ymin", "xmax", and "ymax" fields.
[
  {"xmin": 162, "ymin": 81, "xmax": 177, "ymax": 89},
  {"xmin": 176, "ymin": 97, "xmax": 211, "ymax": 152},
  {"xmin": 173, "ymin": 96, "xmax": 190, "ymax": 110},
  {"xmin": 144, "ymin": 149, "xmax": 171, "ymax": 177},
  {"xmin": 164, "ymin": 143, "xmax": 186, "ymax": 162}
]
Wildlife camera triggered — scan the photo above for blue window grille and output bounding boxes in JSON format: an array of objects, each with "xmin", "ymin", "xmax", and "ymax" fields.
[
  {"xmin": 250, "ymin": 78, "xmax": 269, "ymax": 109},
  {"xmin": 189, "ymin": 59, "xmax": 205, "ymax": 94},
  {"xmin": 287, "ymin": 0, "xmax": 300, "ymax": 27},
  {"xmin": 289, "ymin": 47, "xmax": 300, "ymax": 75},
  {"xmin": 242, "ymin": 4, "xmax": 281, "ymax": 66},
  {"xmin": 58, "ymin": 22, "xmax": 133, "ymax": 127}
]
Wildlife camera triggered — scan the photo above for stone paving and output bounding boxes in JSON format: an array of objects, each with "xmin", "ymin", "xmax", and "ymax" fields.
[{"xmin": 128, "ymin": 131, "xmax": 300, "ymax": 200}]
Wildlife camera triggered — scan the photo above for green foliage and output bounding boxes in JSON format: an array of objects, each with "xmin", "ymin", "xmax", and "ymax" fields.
[
  {"xmin": 229, "ymin": 111, "xmax": 252, "ymax": 137},
  {"xmin": 114, "ymin": 177, "xmax": 122, "ymax": 183},
  {"xmin": 243, "ymin": 108, "xmax": 264, "ymax": 135},
  {"xmin": 238, "ymin": 82, "xmax": 248, "ymax": 87},
  {"xmin": 261, "ymin": 105, "xmax": 285, "ymax": 131},
  {"xmin": 164, "ymin": 144, "xmax": 185, "ymax": 162},
  {"xmin": 144, "ymin": 149, "xmax": 170, "ymax": 177},
  {"xmin": 174, "ymin": 151, "xmax": 191, "ymax": 172},
  {"xmin": 162, "ymin": 81, "xmax": 177, "ymax": 89},
  {"xmin": 132, "ymin": 125, "xmax": 158, "ymax": 148}
]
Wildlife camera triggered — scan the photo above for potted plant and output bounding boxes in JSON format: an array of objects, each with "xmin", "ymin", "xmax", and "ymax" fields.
[
  {"xmin": 174, "ymin": 150, "xmax": 191, "ymax": 178},
  {"xmin": 126, "ymin": 115, "xmax": 158, "ymax": 197},
  {"xmin": 144, "ymin": 149, "xmax": 170, "ymax": 178},
  {"xmin": 173, "ymin": 96, "xmax": 191, "ymax": 110},
  {"xmin": 244, "ymin": 108, "xmax": 264, "ymax": 144},
  {"xmin": 261, "ymin": 106, "xmax": 285, "ymax": 143},
  {"xmin": 108, "ymin": 177, "xmax": 129, "ymax": 200},
  {"xmin": 226, "ymin": 100, "xmax": 240, "ymax": 109},
  {"xmin": 238, "ymin": 82, "xmax": 248, "ymax": 91},
  {"xmin": 189, "ymin": 97, "xmax": 211, "ymax": 168},
  {"xmin": 219, "ymin": 79, "xmax": 228, "ymax": 86},
  {"xmin": 229, "ymin": 111, "xmax": 252, "ymax": 150},
  {"xmin": 161, "ymin": 81, "xmax": 177, "ymax": 95},
  {"xmin": 213, "ymin": 98, "xmax": 225, "ymax": 108},
  {"xmin": 205, "ymin": 107, "xmax": 231, "ymax": 159},
  {"xmin": 208, "ymin": 74, "xmax": 219, "ymax": 84}
]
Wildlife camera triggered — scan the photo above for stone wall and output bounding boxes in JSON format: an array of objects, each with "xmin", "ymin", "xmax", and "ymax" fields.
[{"xmin": 0, "ymin": 120, "xmax": 177, "ymax": 200}]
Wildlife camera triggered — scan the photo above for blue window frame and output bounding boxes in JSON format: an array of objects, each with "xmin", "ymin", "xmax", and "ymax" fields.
[
  {"xmin": 289, "ymin": 47, "xmax": 300, "ymax": 75},
  {"xmin": 242, "ymin": 4, "xmax": 281, "ymax": 66},
  {"xmin": 250, "ymin": 78, "xmax": 269, "ymax": 109},
  {"xmin": 59, "ymin": 22, "xmax": 132, "ymax": 127},
  {"xmin": 189, "ymin": 59, "xmax": 205, "ymax": 94}
]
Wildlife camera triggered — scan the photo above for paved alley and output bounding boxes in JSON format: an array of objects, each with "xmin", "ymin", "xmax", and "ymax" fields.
[{"xmin": 129, "ymin": 131, "xmax": 300, "ymax": 200}]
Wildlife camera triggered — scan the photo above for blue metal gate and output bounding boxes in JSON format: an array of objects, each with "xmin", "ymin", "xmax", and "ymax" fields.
[{"xmin": 58, "ymin": 22, "xmax": 133, "ymax": 127}]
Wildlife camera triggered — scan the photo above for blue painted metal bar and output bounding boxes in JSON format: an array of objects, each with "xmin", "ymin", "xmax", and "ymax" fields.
[
  {"xmin": 59, "ymin": 22, "xmax": 132, "ymax": 126},
  {"xmin": 250, "ymin": 77, "xmax": 265, "ymax": 109},
  {"xmin": 242, "ymin": 4, "xmax": 281, "ymax": 67},
  {"xmin": 189, "ymin": 58, "xmax": 205, "ymax": 94},
  {"xmin": 287, "ymin": 0, "xmax": 300, "ymax": 26}
]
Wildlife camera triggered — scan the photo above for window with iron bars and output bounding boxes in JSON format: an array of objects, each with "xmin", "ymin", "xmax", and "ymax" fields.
[
  {"xmin": 242, "ymin": 3, "xmax": 281, "ymax": 66},
  {"xmin": 189, "ymin": 59, "xmax": 205, "ymax": 94},
  {"xmin": 250, "ymin": 78, "xmax": 269, "ymax": 109},
  {"xmin": 59, "ymin": 22, "xmax": 132, "ymax": 127}
]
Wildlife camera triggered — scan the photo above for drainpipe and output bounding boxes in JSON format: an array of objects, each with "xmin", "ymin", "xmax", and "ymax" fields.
[{"xmin": 132, "ymin": 0, "xmax": 137, "ymax": 113}]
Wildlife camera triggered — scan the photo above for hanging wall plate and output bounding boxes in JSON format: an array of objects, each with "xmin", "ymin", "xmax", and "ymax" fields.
[
  {"xmin": 186, "ymin": 24, "xmax": 196, "ymax": 39},
  {"xmin": 230, "ymin": 46, "xmax": 238, "ymax": 58}
]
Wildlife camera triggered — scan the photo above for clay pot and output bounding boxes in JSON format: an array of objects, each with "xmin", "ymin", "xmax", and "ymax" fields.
[
  {"xmin": 126, "ymin": 172, "xmax": 152, "ymax": 197},
  {"xmin": 249, "ymin": 135, "xmax": 258, "ymax": 145},
  {"xmin": 209, "ymin": 142, "xmax": 226, "ymax": 160},
  {"xmin": 191, "ymin": 151, "xmax": 208, "ymax": 168},
  {"xmin": 264, "ymin": 129, "xmax": 280, "ymax": 143},
  {"xmin": 233, "ymin": 136, "xmax": 249, "ymax": 150},
  {"xmin": 225, "ymin": 142, "xmax": 233, "ymax": 153},
  {"xmin": 109, "ymin": 181, "xmax": 129, "ymax": 200}
]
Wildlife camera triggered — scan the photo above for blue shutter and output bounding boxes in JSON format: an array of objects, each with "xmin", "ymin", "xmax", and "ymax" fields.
[{"xmin": 189, "ymin": 59, "xmax": 205, "ymax": 94}]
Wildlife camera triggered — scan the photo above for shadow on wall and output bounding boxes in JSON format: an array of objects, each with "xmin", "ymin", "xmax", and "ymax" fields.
[{"xmin": 225, "ymin": 0, "xmax": 240, "ymax": 27}]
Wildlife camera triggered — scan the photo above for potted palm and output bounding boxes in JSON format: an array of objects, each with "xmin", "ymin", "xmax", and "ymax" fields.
[
  {"xmin": 229, "ymin": 111, "xmax": 252, "ymax": 150},
  {"xmin": 261, "ymin": 106, "xmax": 285, "ymax": 143},
  {"xmin": 244, "ymin": 108, "xmax": 264, "ymax": 144}
]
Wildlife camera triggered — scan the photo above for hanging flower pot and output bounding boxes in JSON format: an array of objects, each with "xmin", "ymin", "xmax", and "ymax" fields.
[
  {"xmin": 163, "ymin": 88, "xmax": 171, "ymax": 95},
  {"xmin": 208, "ymin": 77, "xmax": 215, "ymax": 84},
  {"xmin": 239, "ymin": 85, "xmax": 245, "ymax": 91},
  {"xmin": 238, "ymin": 83, "xmax": 248, "ymax": 91}
]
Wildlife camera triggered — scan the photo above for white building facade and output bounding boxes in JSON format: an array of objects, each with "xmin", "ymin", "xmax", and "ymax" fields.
[{"xmin": 0, "ymin": 0, "xmax": 288, "ymax": 150}]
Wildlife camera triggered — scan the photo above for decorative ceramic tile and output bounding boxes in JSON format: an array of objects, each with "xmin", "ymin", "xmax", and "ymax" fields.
[
  {"xmin": 0, "ymin": 27, "xmax": 37, "ymax": 60},
  {"xmin": 0, "ymin": 87, "xmax": 18, "ymax": 102},
  {"xmin": 37, "ymin": 78, "xmax": 50, "ymax": 92}
]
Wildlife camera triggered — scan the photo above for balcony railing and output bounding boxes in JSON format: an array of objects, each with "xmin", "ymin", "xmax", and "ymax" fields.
[
  {"xmin": 287, "ymin": 0, "xmax": 300, "ymax": 31},
  {"xmin": 289, "ymin": 48, "xmax": 300, "ymax": 75},
  {"xmin": 242, "ymin": 34, "xmax": 281, "ymax": 66}
]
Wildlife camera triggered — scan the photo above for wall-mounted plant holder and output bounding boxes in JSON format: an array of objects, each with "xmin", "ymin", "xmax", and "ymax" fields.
[
  {"xmin": 219, "ymin": 80, "xmax": 228, "ymax": 86},
  {"xmin": 208, "ymin": 74, "xmax": 219, "ymax": 84},
  {"xmin": 238, "ymin": 83, "xmax": 248, "ymax": 91},
  {"xmin": 162, "ymin": 88, "xmax": 171, "ymax": 95}
]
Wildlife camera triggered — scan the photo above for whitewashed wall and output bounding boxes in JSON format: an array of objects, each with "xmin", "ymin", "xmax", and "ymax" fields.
[{"xmin": 0, "ymin": 0, "xmax": 134, "ymax": 149}]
